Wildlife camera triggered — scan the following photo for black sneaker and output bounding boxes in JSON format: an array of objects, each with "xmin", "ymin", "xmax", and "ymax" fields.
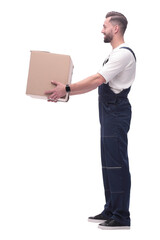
[
  {"xmin": 98, "ymin": 219, "xmax": 130, "ymax": 230},
  {"xmin": 88, "ymin": 213, "xmax": 110, "ymax": 223}
]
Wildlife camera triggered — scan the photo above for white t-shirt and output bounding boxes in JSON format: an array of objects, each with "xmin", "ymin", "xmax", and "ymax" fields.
[{"xmin": 98, "ymin": 43, "xmax": 136, "ymax": 93}]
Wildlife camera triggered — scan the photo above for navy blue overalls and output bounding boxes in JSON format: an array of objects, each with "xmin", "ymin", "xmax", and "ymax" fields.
[{"xmin": 98, "ymin": 47, "xmax": 136, "ymax": 226}]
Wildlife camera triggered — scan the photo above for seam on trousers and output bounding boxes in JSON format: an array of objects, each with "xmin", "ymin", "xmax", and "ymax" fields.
[
  {"xmin": 102, "ymin": 136, "xmax": 117, "ymax": 138},
  {"xmin": 111, "ymin": 191, "xmax": 124, "ymax": 194},
  {"xmin": 102, "ymin": 167, "xmax": 122, "ymax": 169}
]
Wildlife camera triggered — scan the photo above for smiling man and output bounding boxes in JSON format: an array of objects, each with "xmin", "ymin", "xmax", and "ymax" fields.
[{"xmin": 45, "ymin": 11, "xmax": 136, "ymax": 230}]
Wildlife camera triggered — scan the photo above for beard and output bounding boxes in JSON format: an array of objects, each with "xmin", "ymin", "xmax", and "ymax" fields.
[{"xmin": 103, "ymin": 33, "xmax": 113, "ymax": 43}]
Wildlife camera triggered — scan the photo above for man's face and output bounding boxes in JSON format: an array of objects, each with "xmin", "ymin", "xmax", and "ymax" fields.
[{"xmin": 101, "ymin": 17, "xmax": 114, "ymax": 43}]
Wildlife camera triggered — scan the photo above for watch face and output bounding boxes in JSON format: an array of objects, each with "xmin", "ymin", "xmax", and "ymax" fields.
[{"xmin": 66, "ymin": 85, "xmax": 71, "ymax": 92}]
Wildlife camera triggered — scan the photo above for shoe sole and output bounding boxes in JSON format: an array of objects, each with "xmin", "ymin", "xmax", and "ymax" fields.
[
  {"xmin": 98, "ymin": 225, "xmax": 130, "ymax": 230},
  {"xmin": 88, "ymin": 219, "xmax": 108, "ymax": 223}
]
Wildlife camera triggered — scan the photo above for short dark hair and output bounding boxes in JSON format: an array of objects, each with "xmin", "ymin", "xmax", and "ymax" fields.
[{"xmin": 106, "ymin": 11, "xmax": 128, "ymax": 35}]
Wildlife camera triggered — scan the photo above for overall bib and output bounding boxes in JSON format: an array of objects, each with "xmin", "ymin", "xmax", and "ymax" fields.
[{"xmin": 98, "ymin": 47, "xmax": 136, "ymax": 226}]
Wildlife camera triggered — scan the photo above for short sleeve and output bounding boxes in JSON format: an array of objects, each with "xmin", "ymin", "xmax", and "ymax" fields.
[{"xmin": 98, "ymin": 50, "xmax": 132, "ymax": 83}]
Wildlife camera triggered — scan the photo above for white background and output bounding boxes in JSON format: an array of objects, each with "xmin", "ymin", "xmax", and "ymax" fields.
[{"xmin": 0, "ymin": 0, "xmax": 160, "ymax": 239}]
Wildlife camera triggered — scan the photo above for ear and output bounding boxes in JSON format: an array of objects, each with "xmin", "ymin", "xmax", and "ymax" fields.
[{"xmin": 114, "ymin": 25, "xmax": 119, "ymax": 34}]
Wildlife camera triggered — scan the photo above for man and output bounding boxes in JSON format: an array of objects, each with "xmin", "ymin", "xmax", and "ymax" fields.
[{"xmin": 45, "ymin": 11, "xmax": 136, "ymax": 230}]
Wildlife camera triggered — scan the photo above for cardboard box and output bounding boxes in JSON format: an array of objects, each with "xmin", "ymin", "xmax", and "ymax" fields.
[{"xmin": 26, "ymin": 51, "xmax": 74, "ymax": 102}]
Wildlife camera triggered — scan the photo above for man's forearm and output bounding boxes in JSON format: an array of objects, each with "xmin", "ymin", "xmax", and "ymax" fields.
[
  {"xmin": 45, "ymin": 73, "xmax": 105, "ymax": 102},
  {"xmin": 70, "ymin": 73, "xmax": 105, "ymax": 95}
]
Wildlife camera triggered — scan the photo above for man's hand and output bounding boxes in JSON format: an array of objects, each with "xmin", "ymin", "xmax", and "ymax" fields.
[
  {"xmin": 45, "ymin": 73, "xmax": 105, "ymax": 101},
  {"xmin": 45, "ymin": 81, "xmax": 66, "ymax": 102}
]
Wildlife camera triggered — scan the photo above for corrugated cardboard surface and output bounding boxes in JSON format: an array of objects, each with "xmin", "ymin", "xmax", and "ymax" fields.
[{"xmin": 26, "ymin": 51, "xmax": 74, "ymax": 102}]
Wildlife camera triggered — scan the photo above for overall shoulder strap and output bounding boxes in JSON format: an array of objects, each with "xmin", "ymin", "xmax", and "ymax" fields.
[{"xmin": 120, "ymin": 47, "xmax": 136, "ymax": 62}]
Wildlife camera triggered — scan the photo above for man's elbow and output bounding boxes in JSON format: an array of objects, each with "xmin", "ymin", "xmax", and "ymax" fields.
[{"xmin": 96, "ymin": 73, "xmax": 106, "ymax": 86}]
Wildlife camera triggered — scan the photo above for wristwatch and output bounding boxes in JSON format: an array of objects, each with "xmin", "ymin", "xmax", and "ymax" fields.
[{"xmin": 65, "ymin": 84, "xmax": 71, "ymax": 93}]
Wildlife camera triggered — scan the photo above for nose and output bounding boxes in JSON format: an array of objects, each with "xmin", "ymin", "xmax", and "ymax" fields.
[{"xmin": 101, "ymin": 28, "xmax": 105, "ymax": 34}]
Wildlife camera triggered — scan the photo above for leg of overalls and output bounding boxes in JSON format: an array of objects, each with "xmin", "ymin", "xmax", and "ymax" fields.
[
  {"xmin": 99, "ymin": 100, "xmax": 114, "ymax": 219},
  {"xmin": 99, "ymin": 84, "xmax": 131, "ymax": 226}
]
